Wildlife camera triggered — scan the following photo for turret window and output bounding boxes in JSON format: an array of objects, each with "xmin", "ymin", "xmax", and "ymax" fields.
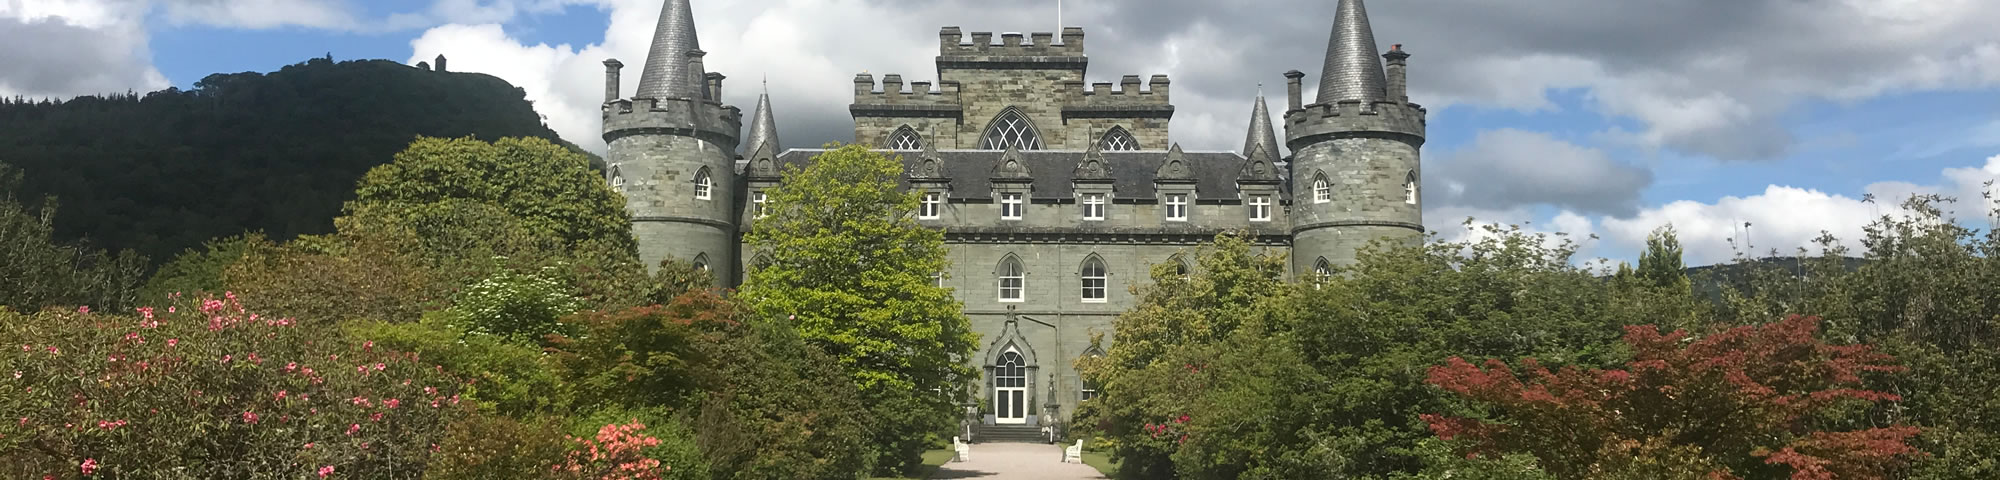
[
  {"xmin": 1165, "ymin": 194, "xmax": 1188, "ymax": 222},
  {"xmin": 920, "ymin": 192, "xmax": 943, "ymax": 219},
  {"xmin": 1312, "ymin": 174, "xmax": 1331, "ymax": 204},
  {"xmin": 887, "ymin": 126, "xmax": 924, "ymax": 150},
  {"xmin": 1001, "ymin": 193, "xmax": 1025, "ymax": 220},
  {"xmin": 1081, "ymin": 256, "xmax": 1108, "ymax": 302},
  {"xmin": 609, "ymin": 163, "xmax": 625, "ymax": 192},
  {"xmin": 998, "ymin": 256, "xmax": 1026, "ymax": 302},
  {"xmin": 1405, "ymin": 171, "xmax": 1419, "ymax": 205},
  {"xmin": 1099, "ymin": 127, "xmax": 1139, "ymax": 151},
  {"xmin": 981, "ymin": 109, "xmax": 1045, "ymax": 150},
  {"xmin": 1249, "ymin": 195, "xmax": 1272, "ymax": 221},
  {"xmin": 694, "ymin": 169, "xmax": 713, "ymax": 200},
  {"xmin": 1082, "ymin": 194, "xmax": 1106, "ymax": 221}
]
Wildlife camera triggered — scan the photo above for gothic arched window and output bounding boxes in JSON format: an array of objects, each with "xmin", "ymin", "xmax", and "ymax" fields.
[
  {"xmin": 693, "ymin": 253, "xmax": 712, "ymax": 275},
  {"xmin": 886, "ymin": 126, "xmax": 924, "ymax": 150},
  {"xmin": 1312, "ymin": 173, "xmax": 1331, "ymax": 204},
  {"xmin": 980, "ymin": 108, "xmax": 1045, "ymax": 150},
  {"xmin": 694, "ymin": 168, "xmax": 713, "ymax": 200},
  {"xmin": 1099, "ymin": 126, "xmax": 1139, "ymax": 151},
  {"xmin": 609, "ymin": 163, "xmax": 625, "ymax": 192},
  {"xmin": 1405, "ymin": 171, "xmax": 1419, "ymax": 205},
  {"xmin": 1081, "ymin": 255, "xmax": 1108, "ymax": 302},
  {"xmin": 998, "ymin": 255, "xmax": 1025, "ymax": 302}
]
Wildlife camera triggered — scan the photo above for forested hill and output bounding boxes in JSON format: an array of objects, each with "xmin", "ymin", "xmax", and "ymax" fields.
[{"xmin": 0, "ymin": 57, "xmax": 577, "ymax": 266}]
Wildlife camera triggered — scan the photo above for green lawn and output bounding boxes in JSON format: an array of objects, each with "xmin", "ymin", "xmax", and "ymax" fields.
[
  {"xmin": 1081, "ymin": 450, "xmax": 1119, "ymax": 477},
  {"xmin": 865, "ymin": 448, "xmax": 956, "ymax": 480}
]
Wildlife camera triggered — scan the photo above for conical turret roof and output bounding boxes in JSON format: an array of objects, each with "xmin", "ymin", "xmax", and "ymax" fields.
[
  {"xmin": 635, "ymin": 0, "xmax": 705, "ymax": 100},
  {"xmin": 1316, "ymin": 0, "xmax": 1389, "ymax": 104},
  {"xmin": 744, "ymin": 91, "xmax": 779, "ymax": 155},
  {"xmin": 1243, "ymin": 91, "xmax": 1281, "ymax": 158}
]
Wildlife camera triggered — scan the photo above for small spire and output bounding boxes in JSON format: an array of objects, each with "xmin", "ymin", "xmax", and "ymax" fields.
[
  {"xmin": 743, "ymin": 92, "xmax": 779, "ymax": 156},
  {"xmin": 1317, "ymin": 0, "xmax": 1389, "ymax": 104},
  {"xmin": 635, "ymin": 0, "xmax": 705, "ymax": 100},
  {"xmin": 1244, "ymin": 92, "xmax": 1281, "ymax": 159}
]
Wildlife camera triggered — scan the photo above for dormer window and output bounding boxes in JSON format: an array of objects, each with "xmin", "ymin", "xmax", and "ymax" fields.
[
  {"xmin": 1164, "ymin": 194, "xmax": 1188, "ymax": 222},
  {"xmin": 1001, "ymin": 193, "xmax": 1024, "ymax": 220},
  {"xmin": 752, "ymin": 192, "xmax": 768, "ymax": 218},
  {"xmin": 920, "ymin": 192, "xmax": 943, "ymax": 219},
  {"xmin": 1082, "ymin": 194, "xmax": 1106, "ymax": 221},
  {"xmin": 1249, "ymin": 195, "xmax": 1271, "ymax": 221}
]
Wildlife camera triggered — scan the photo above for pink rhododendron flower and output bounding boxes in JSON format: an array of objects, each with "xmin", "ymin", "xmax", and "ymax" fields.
[
  {"xmin": 242, "ymin": 411, "xmax": 259, "ymax": 424},
  {"xmin": 317, "ymin": 465, "xmax": 333, "ymax": 478},
  {"xmin": 276, "ymin": 391, "xmax": 288, "ymax": 401},
  {"xmin": 166, "ymin": 339, "xmax": 178, "ymax": 348},
  {"xmin": 78, "ymin": 306, "xmax": 89, "ymax": 314},
  {"xmin": 346, "ymin": 424, "xmax": 360, "ymax": 436},
  {"xmin": 80, "ymin": 458, "xmax": 97, "ymax": 475},
  {"xmin": 363, "ymin": 341, "xmax": 374, "ymax": 351},
  {"xmin": 384, "ymin": 398, "xmax": 400, "ymax": 409},
  {"xmin": 45, "ymin": 346, "xmax": 58, "ymax": 355},
  {"xmin": 370, "ymin": 412, "xmax": 383, "ymax": 422},
  {"xmin": 373, "ymin": 363, "xmax": 385, "ymax": 371},
  {"xmin": 285, "ymin": 362, "xmax": 298, "ymax": 372}
]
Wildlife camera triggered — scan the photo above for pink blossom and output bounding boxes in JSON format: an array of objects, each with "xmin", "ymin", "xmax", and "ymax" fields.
[
  {"xmin": 221, "ymin": 355, "xmax": 233, "ymax": 364},
  {"xmin": 384, "ymin": 398, "xmax": 401, "ymax": 409},
  {"xmin": 372, "ymin": 363, "xmax": 385, "ymax": 371},
  {"xmin": 242, "ymin": 411, "xmax": 259, "ymax": 424},
  {"xmin": 285, "ymin": 362, "xmax": 298, "ymax": 372},
  {"xmin": 80, "ymin": 458, "xmax": 97, "ymax": 475},
  {"xmin": 317, "ymin": 465, "xmax": 334, "ymax": 478},
  {"xmin": 304, "ymin": 442, "xmax": 315, "ymax": 449},
  {"xmin": 346, "ymin": 424, "xmax": 360, "ymax": 436},
  {"xmin": 78, "ymin": 306, "xmax": 90, "ymax": 314},
  {"xmin": 45, "ymin": 346, "xmax": 58, "ymax": 355},
  {"xmin": 275, "ymin": 391, "xmax": 288, "ymax": 401},
  {"xmin": 167, "ymin": 306, "xmax": 176, "ymax": 313},
  {"xmin": 363, "ymin": 341, "xmax": 374, "ymax": 351},
  {"xmin": 370, "ymin": 412, "xmax": 383, "ymax": 422},
  {"xmin": 13, "ymin": 371, "xmax": 20, "ymax": 379},
  {"xmin": 166, "ymin": 339, "xmax": 178, "ymax": 348},
  {"xmin": 201, "ymin": 299, "xmax": 225, "ymax": 314}
]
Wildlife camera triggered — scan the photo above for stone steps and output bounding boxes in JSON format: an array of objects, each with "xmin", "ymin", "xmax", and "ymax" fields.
[{"xmin": 974, "ymin": 424, "xmax": 1048, "ymax": 444}]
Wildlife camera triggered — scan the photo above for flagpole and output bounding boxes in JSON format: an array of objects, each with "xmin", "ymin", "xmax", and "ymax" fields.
[{"xmin": 1058, "ymin": 0, "xmax": 1063, "ymax": 30}]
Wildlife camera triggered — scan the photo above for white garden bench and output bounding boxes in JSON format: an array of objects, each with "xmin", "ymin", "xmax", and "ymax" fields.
[
  {"xmin": 1062, "ymin": 439, "xmax": 1083, "ymax": 464},
  {"xmin": 953, "ymin": 436, "xmax": 971, "ymax": 462}
]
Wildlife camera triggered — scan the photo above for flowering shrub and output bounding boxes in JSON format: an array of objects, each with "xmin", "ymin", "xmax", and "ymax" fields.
[
  {"xmin": 552, "ymin": 421, "xmax": 669, "ymax": 480},
  {"xmin": 0, "ymin": 293, "xmax": 471, "ymax": 478},
  {"xmin": 1423, "ymin": 315, "xmax": 1922, "ymax": 479},
  {"xmin": 449, "ymin": 265, "xmax": 582, "ymax": 342}
]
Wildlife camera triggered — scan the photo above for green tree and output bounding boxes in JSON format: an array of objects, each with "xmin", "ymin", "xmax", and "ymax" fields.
[
  {"xmin": 736, "ymin": 144, "xmax": 977, "ymax": 475},
  {"xmin": 1635, "ymin": 225, "xmax": 1690, "ymax": 291},
  {"xmin": 351, "ymin": 136, "xmax": 635, "ymax": 258},
  {"xmin": 0, "ymin": 164, "xmax": 146, "ymax": 312}
]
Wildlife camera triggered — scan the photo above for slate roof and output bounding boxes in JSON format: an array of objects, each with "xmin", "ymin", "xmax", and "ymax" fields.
[{"xmin": 763, "ymin": 149, "xmax": 1272, "ymax": 201}]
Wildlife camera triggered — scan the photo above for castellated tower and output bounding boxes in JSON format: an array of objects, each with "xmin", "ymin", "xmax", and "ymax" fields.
[
  {"xmin": 602, "ymin": 0, "xmax": 743, "ymax": 274},
  {"xmin": 1285, "ymin": 0, "xmax": 1426, "ymax": 275}
]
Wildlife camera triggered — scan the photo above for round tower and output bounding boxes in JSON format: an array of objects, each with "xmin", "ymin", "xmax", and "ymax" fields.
[
  {"xmin": 603, "ymin": 0, "xmax": 742, "ymax": 274},
  {"xmin": 1286, "ymin": 0, "xmax": 1426, "ymax": 275}
]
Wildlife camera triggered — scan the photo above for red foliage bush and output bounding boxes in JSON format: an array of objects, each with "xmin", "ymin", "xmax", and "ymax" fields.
[
  {"xmin": 1423, "ymin": 315, "xmax": 1921, "ymax": 479},
  {"xmin": 0, "ymin": 293, "xmax": 472, "ymax": 478}
]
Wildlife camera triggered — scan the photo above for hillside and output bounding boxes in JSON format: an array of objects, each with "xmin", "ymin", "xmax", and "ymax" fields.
[{"xmin": 0, "ymin": 57, "xmax": 580, "ymax": 266}]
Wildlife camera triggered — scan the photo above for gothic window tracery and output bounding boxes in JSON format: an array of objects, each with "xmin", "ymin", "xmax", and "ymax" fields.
[
  {"xmin": 1312, "ymin": 173, "xmax": 1331, "ymax": 204},
  {"xmin": 998, "ymin": 255, "xmax": 1026, "ymax": 302},
  {"xmin": 1099, "ymin": 127, "xmax": 1139, "ymax": 151},
  {"xmin": 1081, "ymin": 256, "xmax": 1108, "ymax": 302},
  {"xmin": 694, "ymin": 168, "xmax": 713, "ymax": 200},
  {"xmin": 1405, "ymin": 171, "xmax": 1419, "ymax": 205},
  {"xmin": 980, "ymin": 109, "xmax": 1045, "ymax": 150},
  {"xmin": 887, "ymin": 126, "xmax": 924, "ymax": 150}
]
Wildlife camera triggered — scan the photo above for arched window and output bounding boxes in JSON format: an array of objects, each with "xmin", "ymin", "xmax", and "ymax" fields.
[
  {"xmin": 886, "ymin": 126, "xmax": 924, "ymax": 150},
  {"xmin": 1405, "ymin": 171, "xmax": 1419, "ymax": 205},
  {"xmin": 980, "ymin": 108, "xmax": 1044, "ymax": 150},
  {"xmin": 1099, "ymin": 126, "xmax": 1139, "ymax": 151},
  {"xmin": 609, "ymin": 163, "xmax": 625, "ymax": 192},
  {"xmin": 693, "ymin": 253, "xmax": 712, "ymax": 275},
  {"xmin": 1313, "ymin": 258, "xmax": 1333, "ymax": 286},
  {"xmin": 1081, "ymin": 256, "xmax": 1108, "ymax": 302},
  {"xmin": 998, "ymin": 255, "xmax": 1025, "ymax": 302},
  {"xmin": 1312, "ymin": 173, "xmax": 1331, "ymax": 204},
  {"xmin": 694, "ymin": 168, "xmax": 713, "ymax": 200},
  {"xmin": 995, "ymin": 349, "xmax": 1027, "ymax": 420}
]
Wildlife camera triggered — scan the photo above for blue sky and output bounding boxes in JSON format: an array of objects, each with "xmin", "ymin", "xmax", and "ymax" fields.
[{"xmin": 4, "ymin": 0, "xmax": 1998, "ymax": 266}]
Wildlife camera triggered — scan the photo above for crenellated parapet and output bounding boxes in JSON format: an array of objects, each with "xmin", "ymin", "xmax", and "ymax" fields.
[
  {"xmin": 940, "ymin": 27, "xmax": 1085, "ymax": 57},
  {"xmin": 1282, "ymin": 100, "xmax": 1426, "ymax": 150},
  {"xmin": 602, "ymin": 97, "xmax": 744, "ymax": 150},
  {"xmin": 850, "ymin": 73, "xmax": 964, "ymax": 121}
]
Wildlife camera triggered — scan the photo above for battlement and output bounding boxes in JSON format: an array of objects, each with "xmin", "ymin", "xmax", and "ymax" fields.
[
  {"xmin": 601, "ymin": 97, "xmax": 744, "ymax": 148},
  {"xmin": 851, "ymin": 73, "xmax": 963, "ymax": 106},
  {"xmin": 1061, "ymin": 75, "xmax": 1171, "ymax": 107},
  {"xmin": 1282, "ymin": 100, "xmax": 1427, "ymax": 149},
  {"xmin": 940, "ymin": 26, "xmax": 1085, "ymax": 56}
]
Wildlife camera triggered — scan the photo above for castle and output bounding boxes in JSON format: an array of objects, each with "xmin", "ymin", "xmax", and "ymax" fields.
[{"xmin": 599, "ymin": 0, "xmax": 1425, "ymax": 425}]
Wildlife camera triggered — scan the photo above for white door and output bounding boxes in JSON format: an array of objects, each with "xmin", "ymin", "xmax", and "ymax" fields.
[{"xmin": 995, "ymin": 350, "xmax": 1027, "ymax": 425}]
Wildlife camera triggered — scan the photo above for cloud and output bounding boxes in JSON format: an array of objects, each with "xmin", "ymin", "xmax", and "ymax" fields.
[
  {"xmin": 1425, "ymin": 129, "xmax": 1653, "ymax": 217},
  {"xmin": 0, "ymin": 6, "xmax": 165, "ymax": 98}
]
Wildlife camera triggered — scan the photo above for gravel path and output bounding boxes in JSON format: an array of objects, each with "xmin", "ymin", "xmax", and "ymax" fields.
[{"xmin": 930, "ymin": 442, "xmax": 1109, "ymax": 480}]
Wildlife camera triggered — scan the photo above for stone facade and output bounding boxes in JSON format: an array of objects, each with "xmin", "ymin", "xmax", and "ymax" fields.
[{"xmin": 603, "ymin": 0, "xmax": 1424, "ymax": 425}]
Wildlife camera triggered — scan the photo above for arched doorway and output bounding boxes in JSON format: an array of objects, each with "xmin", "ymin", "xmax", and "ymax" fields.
[{"xmin": 994, "ymin": 347, "xmax": 1028, "ymax": 424}]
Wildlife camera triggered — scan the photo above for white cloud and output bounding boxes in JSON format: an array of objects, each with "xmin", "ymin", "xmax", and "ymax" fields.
[{"xmin": 1426, "ymin": 129, "xmax": 1653, "ymax": 217}]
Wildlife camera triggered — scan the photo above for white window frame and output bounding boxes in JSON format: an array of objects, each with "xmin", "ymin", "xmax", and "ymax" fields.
[
  {"xmin": 1164, "ymin": 194, "xmax": 1188, "ymax": 222},
  {"xmin": 1000, "ymin": 193, "xmax": 1025, "ymax": 220},
  {"xmin": 752, "ymin": 192, "xmax": 768, "ymax": 218},
  {"xmin": 920, "ymin": 192, "xmax": 943, "ymax": 220},
  {"xmin": 1081, "ymin": 258, "xmax": 1108, "ymax": 303},
  {"xmin": 1313, "ymin": 177, "xmax": 1330, "ymax": 204},
  {"xmin": 695, "ymin": 170, "xmax": 713, "ymax": 200},
  {"xmin": 1405, "ymin": 176, "xmax": 1419, "ymax": 205},
  {"xmin": 1249, "ymin": 195, "xmax": 1272, "ymax": 222},
  {"xmin": 1082, "ymin": 194, "xmax": 1106, "ymax": 221},
  {"xmin": 999, "ymin": 258, "xmax": 1025, "ymax": 302}
]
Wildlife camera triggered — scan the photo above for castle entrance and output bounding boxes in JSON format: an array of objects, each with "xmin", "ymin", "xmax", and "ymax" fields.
[{"xmin": 994, "ymin": 348, "xmax": 1028, "ymax": 424}]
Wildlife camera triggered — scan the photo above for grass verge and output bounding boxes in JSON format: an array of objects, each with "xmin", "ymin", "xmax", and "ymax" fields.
[{"xmin": 1081, "ymin": 450, "xmax": 1119, "ymax": 477}]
